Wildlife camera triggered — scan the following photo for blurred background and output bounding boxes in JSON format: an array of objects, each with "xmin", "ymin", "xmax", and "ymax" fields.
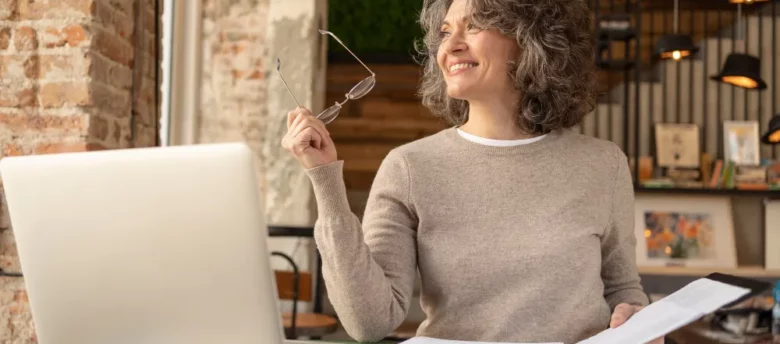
[{"xmin": 1, "ymin": 0, "xmax": 780, "ymax": 342}]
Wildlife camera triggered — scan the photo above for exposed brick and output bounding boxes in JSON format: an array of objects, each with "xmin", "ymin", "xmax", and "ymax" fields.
[
  {"xmin": 39, "ymin": 82, "xmax": 91, "ymax": 108},
  {"xmin": 96, "ymin": 0, "xmax": 134, "ymax": 40},
  {"xmin": 111, "ymin": 116, "xmax": 132, "ymax": 148},
  {"xmin": 89, "ymin": 115, "xmax": 109, "ymax": 141},
  {"xmin": 134, "ymin": 124, "xmax": 157, "ymax": 147},
  {"xmin": 92, "ymin": 53, "xmax": 132, "ymax": 90},
  {"xmin": 0, "ymin": 0, "xmax": 18, "ymax": 20},
  {"xmin": 13, "ymin": 291, "xmax": 27, "ymax": 303},
  {"xmin": 94, "ymin": 28, "xmax": 133, "ymax": 66},
  {"xmin": 0, "ymin": 229, "xmax": 17, "ymax": 257},
  {"xmin": 64, "ymin": 24, "xmax": 90, "ymax": 47},
  {"xmin": 105, "ymin": 0, "xmax": 135, "ymax": 17},
  {"xmin": 41, "ymin": 24, "xmax": 91, "ymax": 48},
  {"xmin": 134, "ymin": 77, "xmax": 156, "ymax": 125},
  {"xmin": 0, "ymin": 54, "xmax": 39, "ymax": 80},
  {"xmin": 15, "ymin": 87, "xmax": 37, "ymax": 107},
  {"xmin": 13, "ymin": 27, "xmax": 37, "ymax": 51},
  {"xmin": 113, "ymin": 120, "xmax": 121, "ymax": 143},
  {"xmin": 33, "ymin": 142, "xmax": 105, "ymax": 155},
  {"xmin": 39, "ymin": 52, "xmax": 92, "ymax": 79},
  {"xmin": 41, "ymin": 28, "xmax": 63, "ymax": 48},
  {"xmin": 143, "ymin": 51, "xmax": 155, "ymax": 79},
  {"xmin": 0, "ymin": 112, "xmax": 90, "ymax": 134},
  {"xmin": 0, "ymin": 84, "xmax": 37, "ymax": 108},
  {"xmin": 91, "ymin": 82, "xmax": 130, "ymax": 116},
  {"xmin": 143, "ymin": 6, "xmax": 156, "ymax": 33},
  {"xmin": 0, "ymin": 195, "xmax": 9, "ymax": 229},
  {"xmin": 23, "ymin": 54, "xmax": 39, "ymax": 79},
  {"xmin": 1, "ymin": 144, "xmax": 23, "ymax": 157},
  {"xmin": 17, "ymin": 0, "xmax": 94, "ymax": 20},
  {"xmin": 0, "ymin": 27, "xmax": 11, "ymax": 50}
]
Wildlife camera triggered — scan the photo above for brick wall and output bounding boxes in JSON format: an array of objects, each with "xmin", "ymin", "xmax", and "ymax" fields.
[
  {"xmin": 199, "ymin": 0, "xmax": 269, "ymax": 192},
  {"xmin": 0, "ymin": 0, "xmax": 160, "ymax": 342}
]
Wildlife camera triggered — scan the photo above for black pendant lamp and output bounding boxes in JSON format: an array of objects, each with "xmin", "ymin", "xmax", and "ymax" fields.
[
  {"xmin": 711, "ymin": 53, "xmax": 767, "ymax": 90},
  {"xmin": 761, "ymin": 115, "xmax": 780, "ymax": 144},
  {"xmin": 711, "ymin": 4, "xmax": 768, "ymax": 90},
  {"xmin": 656, "ymin": 0, "xmax": 697, "ymax": 60}
]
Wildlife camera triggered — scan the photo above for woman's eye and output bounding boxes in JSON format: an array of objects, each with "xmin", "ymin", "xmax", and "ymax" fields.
[
  {"xmin": 439, "ymin": 30, "xmax": 450, "ymax": 38},
  {"xmin": 466, "ymin": 23, "xmax": 480, "ymax": 32}
]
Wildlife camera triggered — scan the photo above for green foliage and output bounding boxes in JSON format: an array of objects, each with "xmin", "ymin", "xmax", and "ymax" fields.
[{"xmin": 327, "ymin": 0, "xmax": 425, "ymax": 55}]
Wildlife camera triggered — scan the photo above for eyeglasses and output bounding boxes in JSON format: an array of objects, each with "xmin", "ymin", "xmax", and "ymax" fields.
[{"xmin": 276, "ymin": 30, "xmax": 376, "ymax": 125}]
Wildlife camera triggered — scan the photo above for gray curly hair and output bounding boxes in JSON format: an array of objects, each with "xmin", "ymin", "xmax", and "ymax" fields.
[{"xmin": 416, "ymin": 0, "xmax": 597, "ymax": 134}]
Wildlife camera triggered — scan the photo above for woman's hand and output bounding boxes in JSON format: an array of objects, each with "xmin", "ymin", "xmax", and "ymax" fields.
[
  {"xmin": 610, "ymin": 303, "xmax": 664, "ymax": 344},
  {"xmin": 281, "ymin": 107, "xmax": 337, "ymax": 169}
]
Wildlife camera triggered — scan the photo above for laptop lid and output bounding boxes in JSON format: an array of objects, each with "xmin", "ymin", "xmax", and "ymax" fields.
[{"xmin": 0, "ymin": 143, "xmax": 285, "ymax": 344}]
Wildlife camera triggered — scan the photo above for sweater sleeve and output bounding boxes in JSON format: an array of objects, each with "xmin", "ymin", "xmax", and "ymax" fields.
[
  {"xmin": 304, "ymin": 150, "xmax": 418, "ymax": 342},
  {"xmin": 601, "ymin": 149, "xmax": 649, "ymax": 310}
]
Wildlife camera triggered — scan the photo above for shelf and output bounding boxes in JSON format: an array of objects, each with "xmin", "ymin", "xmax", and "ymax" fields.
[
  {"xmin": 638, "ymin": 265, "xmax": 780, "ymax": 278},
  {"xmin": 596, "ymin": 28, "xmax": 637, "ymax": 42},
  {"xmin": 635, "ymin": 186, "xmax": 780, "ymax": 197},
  {"xmin": 596, "ymin": 59, "xmax": 636, "ymax": 70}
]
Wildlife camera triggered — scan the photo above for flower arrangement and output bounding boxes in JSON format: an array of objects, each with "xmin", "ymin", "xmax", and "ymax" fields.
[{"xmin": 644, "ymin": 211, "xmax": 715, "ymax": 259}]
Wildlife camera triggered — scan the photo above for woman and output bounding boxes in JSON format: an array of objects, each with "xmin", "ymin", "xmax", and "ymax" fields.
[{"xmin": 281, "ymin": 0, "xmax": 657, "ymax": 343}]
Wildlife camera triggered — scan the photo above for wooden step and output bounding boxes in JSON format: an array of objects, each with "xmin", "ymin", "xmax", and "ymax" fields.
[{"xmin": 328, "ymin": 118, "xmax": 448, "ymax": 143}]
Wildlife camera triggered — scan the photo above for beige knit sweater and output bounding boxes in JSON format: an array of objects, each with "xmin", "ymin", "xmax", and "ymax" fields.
[{"xmin": 305, "ymin": 127, "xmax": 648, "ymax": 344}]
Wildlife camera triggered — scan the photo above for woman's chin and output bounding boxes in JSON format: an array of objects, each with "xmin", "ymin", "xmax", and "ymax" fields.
[{"xmin": 446, "ymin": 85, "xmax": 473, "ymax": 100}]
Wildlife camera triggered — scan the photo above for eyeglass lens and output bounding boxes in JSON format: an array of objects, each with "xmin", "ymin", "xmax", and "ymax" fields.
[
  {"xmin": 348, "ymin": 76, "xmax": 376, "ymax": 99},
  {"xmin": 317, "ymin": 76, "xmax": 376, "ymax": 125},
  {"xmin": 317, "ymin": 105, "xmax": 341, "ymax": 125}
]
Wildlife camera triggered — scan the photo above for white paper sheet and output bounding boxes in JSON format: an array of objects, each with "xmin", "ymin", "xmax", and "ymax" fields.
[
  {"xmin": 401, "ymin": 336, "xmax": 562, "ymax": 344},
  {"xmin": 576, "ymin": 278, "xmax": 751, "ymax": 344},
  {"xmin": 402, "ymin": 278, "xmax": 751, "ymax": 344}
]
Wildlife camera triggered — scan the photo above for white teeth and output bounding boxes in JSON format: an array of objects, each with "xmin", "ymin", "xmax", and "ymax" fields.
[{"xmin": 449, "ymin": 63, "xmax": 477, "ymax": 73}]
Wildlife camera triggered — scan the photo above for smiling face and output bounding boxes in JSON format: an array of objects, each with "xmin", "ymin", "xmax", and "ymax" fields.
[{"xmin": 436, "ymin": 0, "xmax": 518, "ymax": 101}]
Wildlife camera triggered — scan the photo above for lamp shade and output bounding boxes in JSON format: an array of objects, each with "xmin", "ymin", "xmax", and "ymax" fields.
[
  {"xmin": 761, "ymin": 115, "xmax": 780, "ymax": 144},
  {"xmin": 711, "ymin": 53, "xmax": 767, "ymax": 90},
  {"xmin": 729, "ymin": 0, "xmax": 768, "ymax": 3},
  {"xmin": 656, "ymin": 34, "xmax": 698, "ymax": 60}
]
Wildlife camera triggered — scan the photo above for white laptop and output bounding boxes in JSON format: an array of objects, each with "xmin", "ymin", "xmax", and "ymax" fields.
[{"xmin": 0, "ymin": 143, "xmax": 297, "ymax": 344}]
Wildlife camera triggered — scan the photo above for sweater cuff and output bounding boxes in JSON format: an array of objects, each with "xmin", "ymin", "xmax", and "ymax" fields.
[
  {"xmin": 607, "ymin": 288, "xmax": 649, "ymax": 310},
  {"xmin": 305, "ymin": 160, "xmax": 352, "ymax": 217}
]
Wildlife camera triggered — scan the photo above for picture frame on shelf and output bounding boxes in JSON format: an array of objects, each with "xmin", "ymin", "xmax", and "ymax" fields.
[
  {"xmin": 723, "ymin": 121, "xmax": 760, "ymax": 166},
  {"xmin": 634, "ymin": 194, "xmax": 737, "ymax": 269},
  {"xmin": 654, "ymin": 123, "xmax": 700, "ymax": 168},
  {"xmin": 763, "ymin": 200, "xmax": 780, "ymax": 270}
]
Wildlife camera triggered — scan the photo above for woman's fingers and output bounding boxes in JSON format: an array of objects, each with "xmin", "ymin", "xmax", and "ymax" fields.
[
  {"xmin": 281, "ymin": 107, "xmax": 332, "ymax": 157},
  {"xmin": 289, "ymin": 113, "xmax": 330, "ymax": 144},
  {"xmin": 290, "ymin": 127, "xmax": 322, "ymax": 153},
  {"xmin": 287, "ymin": 110, "xmax": 296, "ymax": 128},
  {"xmin": 287, "ymin": 107, "xmax": 313, "ymax": 128}
]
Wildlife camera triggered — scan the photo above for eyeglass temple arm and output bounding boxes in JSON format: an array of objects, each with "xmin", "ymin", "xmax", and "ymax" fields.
[{"xmin": 319, "ymin": 30, "xmax": 375, "ymax": 76}]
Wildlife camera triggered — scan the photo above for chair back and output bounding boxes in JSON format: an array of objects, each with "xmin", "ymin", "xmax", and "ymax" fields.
[
  {"xmin": 267, "ymin": 226, "xmax": 324, "ymax": 313},
  {"xmin": 275, "ymin": 270, "xmax": 313, "ymax": 302}
]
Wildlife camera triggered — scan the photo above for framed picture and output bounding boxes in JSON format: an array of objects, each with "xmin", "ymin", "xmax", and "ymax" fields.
[
  {"xmin": 723, "ymin": 121, "xmax": 760, "ymax": 166},
  {"xmin": 634, "ymin": 195, "xmax": 737, "ymax": 268},
  {"xmin": 654, "ymin": 123, "xmax": 700, "ymax": 168}
]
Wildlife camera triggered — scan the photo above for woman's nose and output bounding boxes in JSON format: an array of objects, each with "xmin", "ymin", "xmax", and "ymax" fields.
[{"xmin": 444, "ymin": 32, "xmax": 467, "ymax": 53}]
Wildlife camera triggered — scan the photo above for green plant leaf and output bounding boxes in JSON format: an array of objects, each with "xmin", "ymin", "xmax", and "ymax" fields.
[{"xmin": 328, "ymin": 0, "xmax": 424, "ymax": 55}]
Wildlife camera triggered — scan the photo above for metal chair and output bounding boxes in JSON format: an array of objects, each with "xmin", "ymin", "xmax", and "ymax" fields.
[{"xmin": 268, "ymin": 226, "xmax": 338, "ymax": 339}]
